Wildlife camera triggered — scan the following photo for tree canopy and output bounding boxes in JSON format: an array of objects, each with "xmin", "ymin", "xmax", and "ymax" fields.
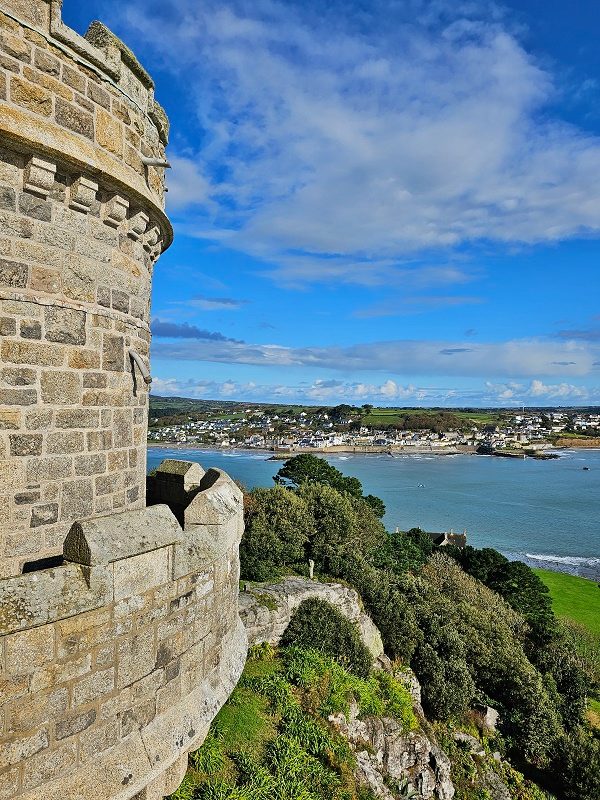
[
  {"xmin": 275, "ymin": 453, "xmax": 386, "ymax": 517},
  {"xmin": 238, "ymin": 455, "xmax": 598, "ymax": 792}
]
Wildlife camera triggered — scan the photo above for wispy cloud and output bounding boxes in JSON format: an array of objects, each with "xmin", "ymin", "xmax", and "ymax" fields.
[
  {"xmin": 354, "ymin": 294, "xmax": 483, "ymax": 319},
  {"xmin": 177, "ymin": 294, "xmax": 247, "ymax": 311},
  {"xmin": 440, "ymin": 347, "xmax": 475, "ymax": 355},
  {"xmin": 151, "ymin": 335, "xmax": 599, "ymax": 378},
  {"xmin": 121, "ymin": 0, "xmax": 600, "ymax": 287},
  {"xmin": 558, "ymin": 327, "xmax": 600, "ymax": 342},
  {"xmin": 151, "ymin": 318, "xmax": 244, "ymax": 343}
]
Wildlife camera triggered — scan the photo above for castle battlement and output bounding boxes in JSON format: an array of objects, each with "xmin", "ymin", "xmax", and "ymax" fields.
[
  {"xmin": 0, "ymin": 3, "xmax": 248, "ymax": 798},
  {"xmin": 0, "ymin": 469, "xmax": 247, "ymax": 800}
]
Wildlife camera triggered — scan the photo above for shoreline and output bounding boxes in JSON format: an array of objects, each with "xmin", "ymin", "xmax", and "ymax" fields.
[{"xmin": 147, "ymin": 442, "xmax": 597, "ymax": 458}]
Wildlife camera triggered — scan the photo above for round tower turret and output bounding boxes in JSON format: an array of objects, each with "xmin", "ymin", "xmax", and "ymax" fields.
[{"xmin": 0, "ymin": 0, "xmax": 172, "ymax": 576}]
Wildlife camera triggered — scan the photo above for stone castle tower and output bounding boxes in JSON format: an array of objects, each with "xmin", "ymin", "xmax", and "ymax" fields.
[{"xmin": 0, "ymin": 2, "xmax": 247, "ymax": 798}]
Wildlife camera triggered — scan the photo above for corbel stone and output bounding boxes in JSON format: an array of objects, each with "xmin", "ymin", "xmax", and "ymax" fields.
[
  {"xmin": 143, "ymin": 224, "xmax": 161, "ymax": 251},
  {"xmin": 103, "ymin": 193, "xmax": 129, "ymax": 228},
  {"xmin": 69, "ymin": 176, "xmax": 99, "ymax": 213},
  {"xmin": 23, "ymin": 155, "xmax": 57, "ymax": 198},
  {"xmin": 128, "ymin": 209, "xmax": 150, "ymax": 240}
]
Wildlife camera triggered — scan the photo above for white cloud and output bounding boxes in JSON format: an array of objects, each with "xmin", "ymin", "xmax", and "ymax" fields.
[
  {"xmin": 485, "ymin": 379, "xmax": 595, "ymax": 402},
  {"xmin": 527, "ymin": 379, "xmax": 588, "ymax": 399},
  {"xmin": 123, "ymin": 0, "xmax": 600, "ymax": 285},
  {"xmin": 151, "ymin": 375, "xmax": 435, "ymax": 404},
  {"xmin": 150, "ymin": 374, "xmax": 599, "ymax": 406},
  {"xmin": 165, "ymin": 155, "xmax": 212, "ymax": 211},
  {"xmin": 151, "ymin": 335, "xmax": 599, "ymax": 379}
]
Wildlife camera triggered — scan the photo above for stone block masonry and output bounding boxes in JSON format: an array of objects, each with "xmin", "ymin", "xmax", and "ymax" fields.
[
  {"xmin": 0, "ymin": 0, "xmax": 172, "ymax": 577},
  {"xmin": 0, "ymin": 3, "xmax": 249, "ymax": 799},
  {"xmin": 0, "ymin": 473, "xmax": 247, "ymax": 800}
]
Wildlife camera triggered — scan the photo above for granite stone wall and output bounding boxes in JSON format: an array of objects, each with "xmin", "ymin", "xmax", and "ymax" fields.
[
  {"xmin": 0, "ymin": 0, "xmax": 172, "ymax": 577},
  {"xmin": 0, "ymin": 3, "xmax": 249, "ymax": 798},
  {"xmin": 0, "ymin": 470, "xmax": 247, "ymax": 800}
]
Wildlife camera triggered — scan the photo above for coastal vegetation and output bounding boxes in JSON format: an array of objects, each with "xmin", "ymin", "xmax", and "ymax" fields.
[
  {"xmin": 236, "ymin": 454, "xmax": 600, "ymax": 799},
  {"xmin": 169, "ymin": 636, "xmax": 417, "ymax": 800}
]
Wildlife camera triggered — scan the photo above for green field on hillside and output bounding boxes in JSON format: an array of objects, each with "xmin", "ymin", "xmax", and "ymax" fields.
[
  {"xmin": 533, "ymin": 568, "xmax": 600, "ymax": 637},
  {"xmin": 362, "ymin": 408, "xmax": 500, "ymax": 426},
  {"xmin": 149, "ymin": 396, "xmax": 504, "ymax": 426}
]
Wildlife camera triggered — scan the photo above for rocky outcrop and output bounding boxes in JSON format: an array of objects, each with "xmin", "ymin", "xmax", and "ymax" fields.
[
  {"xmin": 239, "ymin": 576, "xmax": 384, "ymax": 658},
  {"xmin": 239, "ymin": 578, "xmax": 454, "ymax": 800},
  {"xmin": 330, "ymin": 701, "xmax": 454, "ymax": 800}
]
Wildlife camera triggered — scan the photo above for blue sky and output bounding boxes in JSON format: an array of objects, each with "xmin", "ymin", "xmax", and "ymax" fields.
[{"xmin": 63, "ymin": 0, "xmax": 600, "ymax": 407}]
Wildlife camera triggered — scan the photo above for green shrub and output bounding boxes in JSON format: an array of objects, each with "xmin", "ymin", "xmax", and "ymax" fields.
[
  {"xmin": 297, "ymin": 483, "xmax": 386, "ymax": 575},
  {"xmin": 553, "ymin": 725, "xmax": 600, "ymax": 800},
  {"xmin": 375, "ymin": 672, "xmax": 418, "ymax": 731},
  {"xmin": 248, "ymin": 642, "xmax": 276, "ymax": 662},
  {"xmin": 241, "ymin": 486, "xmax": 314, "ymax": 581},
  {"xmin": 341, "ymin": 556, "xmax": 420, "ymax": 662},
  {"xmin": 280, "ymin": 598, "xmax": 373, "ymax": 678}
]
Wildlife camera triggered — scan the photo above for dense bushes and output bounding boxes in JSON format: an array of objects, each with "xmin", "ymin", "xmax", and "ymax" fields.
[
  {"xmin": 420, "ymin": 556, "xmax": 562, "ymax": 764},
  {"xmin": 280, "ymin": 599, "xmax": 373, "ymax": 678},
  {"xmin": 553, "ymin": 725, "xmax": 600, "ymax": 800},
  {"xmin": 447, "ymin": 545, "xmax": 556, "ymax": 646},
  {"xmin": 241, "ymin": 486, "xmax": 314, "ymax": 580},
  {"xmin": 241, "ymin": 482, "xmax": 387, "ymax": 582},
  {"xmin": 447, "ymin": 545, "xmax": 592, "ymax": 734},
  {"xmin": 238, "ymin": 455, "xmax": 598, "ymax": 793}
]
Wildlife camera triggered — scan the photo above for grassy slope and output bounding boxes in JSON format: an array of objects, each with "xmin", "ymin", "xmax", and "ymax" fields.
[{"xmin": 532, "ymin": 568, "xmax": 600, "ymax": 637}]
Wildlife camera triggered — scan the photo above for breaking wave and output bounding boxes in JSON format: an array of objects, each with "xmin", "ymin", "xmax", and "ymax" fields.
[
  {"xmin": 505, "ymin": 551, "xmax": 600, "ymax": 579},
  {"xmin": 524, "ymin": 553, "xmax": 600, "ymax": 567}
]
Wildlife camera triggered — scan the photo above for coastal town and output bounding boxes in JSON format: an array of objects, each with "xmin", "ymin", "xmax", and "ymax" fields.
[{"xmin": 148, "ymin": 400, "xmax": 600, "ymax": 455}]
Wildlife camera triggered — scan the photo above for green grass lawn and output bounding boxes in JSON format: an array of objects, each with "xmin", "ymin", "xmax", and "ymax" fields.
[{"xmin": 533, "ymin": 568, "xmax": 600, "ymax": 637}]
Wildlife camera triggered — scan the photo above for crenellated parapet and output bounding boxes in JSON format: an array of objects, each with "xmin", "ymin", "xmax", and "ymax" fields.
[{"xmin": 0, "ymin": 466, "xmax": 247, "ymax": 800}]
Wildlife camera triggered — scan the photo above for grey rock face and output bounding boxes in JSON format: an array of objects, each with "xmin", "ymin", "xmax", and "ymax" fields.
[
  {"xmin": 239, "ymin": 576, "xmax": 384, "ymax": 658},
  {"xmin": 330, "ymin": 701, "xmax": 455, "ymax": 800},
  {"xmin": 239, "ymin": 578, "xmax": 454, "ymax": 800},
  {"xmin": 453, "ymin": 731, "xmax": 486, "ymax": 756}
]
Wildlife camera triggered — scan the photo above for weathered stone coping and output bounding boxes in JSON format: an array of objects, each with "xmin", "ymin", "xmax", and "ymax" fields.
[
  {"xmin": 0, "ymin": 505, "xmax": 178, "ymax": 636},
  {"xmin": 148, "ymin": 461, "xmax": 245, "ymax": 568},
  {"xmin": 0, "ymin": 290, "xmax": 152, "ymax": 333},
  {"xmin": 64, "ymin": 504, "xmax": 180, "ymax": 566}
]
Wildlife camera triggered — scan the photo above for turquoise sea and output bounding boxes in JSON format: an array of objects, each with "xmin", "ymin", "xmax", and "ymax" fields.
[{"xmin": 148, "ymin": 446, "xmax": 600, "ymax": 579}]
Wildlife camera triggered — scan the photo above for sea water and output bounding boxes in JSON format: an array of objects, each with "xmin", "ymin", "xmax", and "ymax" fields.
[{"xmin": 147, "ymin": 446, "xmax": 600, "ymax": 579}]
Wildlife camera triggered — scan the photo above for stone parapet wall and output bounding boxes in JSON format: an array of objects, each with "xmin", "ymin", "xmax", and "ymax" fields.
[
  {"xmin": 0, "ymin": 1, "xmax": 170, "ymax": 208},
  {"xmin": 0, "ymin": 1, "xmax": 173, "ymax": 576},
  {"xmin": 0, "ymin": 469, "xmax": 248, "ymax": 800}
]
